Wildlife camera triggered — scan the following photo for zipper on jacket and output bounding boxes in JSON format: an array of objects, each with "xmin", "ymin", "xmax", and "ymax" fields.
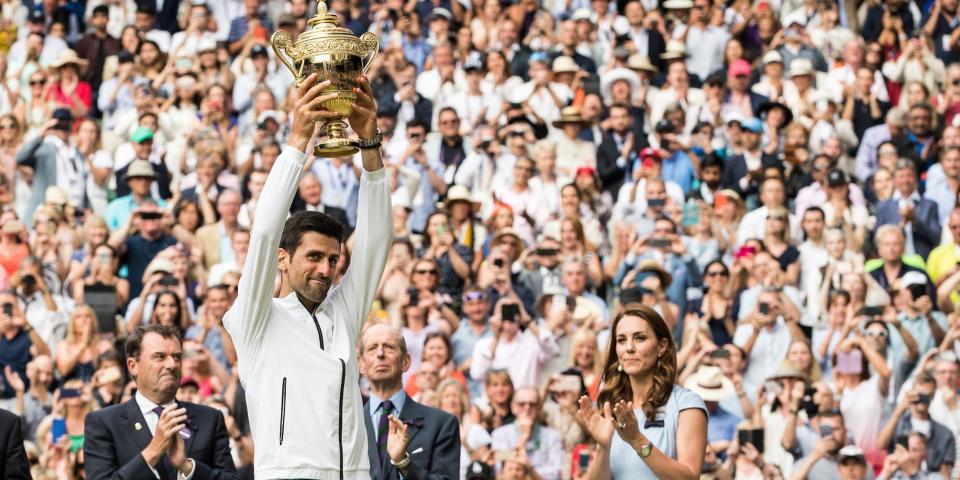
[
  {"xmin": 279, "ymin": 377, "xmax": 287, "ymax": 445},
  {"xmin": 338, "ymin": 358, "xmax": 346, "ymax": 480},
  {"xmin": 310, "ymin": 312, "xmax": 325, "ymax": 350}
]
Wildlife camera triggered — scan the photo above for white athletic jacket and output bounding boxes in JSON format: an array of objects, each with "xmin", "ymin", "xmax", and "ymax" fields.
[{"xmin": 223, "ymin": 145, "xmax": 392, "ymax": 479}]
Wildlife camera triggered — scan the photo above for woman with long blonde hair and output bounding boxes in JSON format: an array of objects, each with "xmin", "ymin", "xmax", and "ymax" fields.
[
  {"xmin": 570, "ymin": 328, "xmax": 603, "ymax": 400},
  {"xmin": 578, "ymin": 305, "xmax": 707, "ymax": 479},
  {"xmin": 55, "ymin": 305, "xmax": 100, "ymax": 382}
]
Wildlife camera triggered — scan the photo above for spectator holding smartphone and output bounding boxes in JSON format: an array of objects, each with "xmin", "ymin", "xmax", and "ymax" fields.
[
  {"xmin": 0, "ymin": 289, "xmax": 50, "ymax": 407},
  {"xmin": 470, "ymin": 296, "xmax": 559, "ymax": 389},
  {"xmin": 878, "ymin": 371, "xmax": 955, "ymax": 478}
]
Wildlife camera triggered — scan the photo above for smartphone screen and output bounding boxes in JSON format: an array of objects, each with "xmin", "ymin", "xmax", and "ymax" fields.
[
  {"xmin": 501, "ymin": 304, "xmax": 520, "ymax": 322},
  {"xmin": 758, "ymin": 303, "xmax": 770, "ymax": 315},
  {"xmin": 52, "ymin": 417, "xmax": 67, "ymax": 444}
]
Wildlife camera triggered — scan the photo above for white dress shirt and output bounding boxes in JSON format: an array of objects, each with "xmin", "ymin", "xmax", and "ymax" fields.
[{"xmin": 134, "ymin": 392, "xmax": 196, "ymax": 480}]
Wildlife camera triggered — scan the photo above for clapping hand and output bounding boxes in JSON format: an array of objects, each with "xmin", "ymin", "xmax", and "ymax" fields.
[
  {"xmin": 611, "ymin": 400, "xmax": 645, "ymax": 448},
  {"xmin": 386, "ymin": 415, "xmax": 410, "ymax": 464},
  {"xmin": 577, "ymin": 396, "xmax": 615, "ymax": 447}
]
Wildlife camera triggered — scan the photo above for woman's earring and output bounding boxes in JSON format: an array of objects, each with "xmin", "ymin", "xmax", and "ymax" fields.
[
  {"xmin": 617, "ymin": 362, "xmax": 623, "ymax": 372},
  {"xmin": 656, "ymin": 356, "xmax": 661, "ymax": 369}
]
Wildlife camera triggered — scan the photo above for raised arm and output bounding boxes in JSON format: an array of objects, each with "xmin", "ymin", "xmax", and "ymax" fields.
[
  {"xmin": 327, "ymin": 75, "xmax": 392, "ymax": 342},
  {"xmin": 224, "ymin": 74, "xmax": 338, "ymax": 352}
]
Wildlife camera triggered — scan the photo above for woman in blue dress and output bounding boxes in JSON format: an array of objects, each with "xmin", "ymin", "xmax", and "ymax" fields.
[{"xmin": 577, "ymin": 304, "xmax": 708, "ymax": 479}]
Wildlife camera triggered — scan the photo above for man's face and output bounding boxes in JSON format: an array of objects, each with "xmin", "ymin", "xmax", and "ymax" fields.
[
  {"xmin": 701, "ymin": 165, "xmax": 721, "ymax": 188},
  {"xmin": 511, "ymin": 389, "xmax": 541, "ymax": 419},
  {"xmin": 438, "ymin": 111, "xmax": 460, "ymax": 138},
  {"xmin": 91, "ymin": 12, "xmax": 108, "ymax": 30},
  {"xmin": 838, "ymin": 458, "xmax": 867, "ymax": 480},
  {"xmin": 802, "ymin": 210, "xmax": 825, "ymax": 240},
  {"xmin": 561, "ymin": 263, "xmax": 587, "ymax": 294},
  {"xmin": 933, "ymin": 360, "xmax": 959, "ymax": 390},
  {"xmin": 742, "ymin": 130, "xmax": 760, "ymax": 150},
  {"xmin": 760, "ymin": 180, "xmax": 785, "ymax": 207},
  {"xmin": 360, "ymin": 325, "xmax": 410, "ymax": 383},
  {"xmin": 205, "ymin": 288, "xmax": 231, "ymax": 319},
  {"xmin": 893, "ymin": 168, "xmax": 917, "ymax": 195},
  {"xmin": 31, "ymin": 356, "xmax": 54, "ymax": 387},
  {"xmin": 299, "ymin": 176, "xmax": 322, "ymax": 205},
  {"xmin": 134, "ymin": 139, "xmax": 153, "ymax": 159},
  {"xmin": 279, "ymin": 232, "xmax": 341, "ymax": 306},
  {"xmin": 462, "ymin": 294, "xmax": 489, "ymax": 322},
  {"xmin": 908, "ymin": 108, "xmax": 932, "ymax": 137},
  {"xmin": 911, "ymin": 382, "xmax": 935, "ymax": 416},
  {"xmin": 135, "ymin": 12, "xmax": 154, "ymax": 30},
  {"xmin": 609, "ymin": 107, "xmax": 631, "ymax": 132},
  {"xmin": 128, "ymin": 332, "xmax": 182, "ymax": 401},
  {"xmin": 217, "ymin": 192, "xmax": 240, "ymax": 224},
  {"xmin": 877, "ymin": 232, "xmax": 905, "ymax": 261},
  {"xmin": 138, "ymin": 204, "xmax": 163, "ymax": 238},
  {"xmin": 950, "ymin": 211, "xmax": 960, "ymax": 244},
  {"xmin": 943, "ymin": 151, "xmax": 960, "ymax": 178}
]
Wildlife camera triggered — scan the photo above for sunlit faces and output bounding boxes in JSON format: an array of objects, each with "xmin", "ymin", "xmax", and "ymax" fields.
[{"xmin": 613, "ymin": 315, "xmax": 666, "ymax": 376}]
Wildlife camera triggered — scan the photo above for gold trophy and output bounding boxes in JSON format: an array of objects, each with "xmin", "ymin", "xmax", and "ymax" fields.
[{"xmin": 271, "ymin": 0, "xmax": 379, "ymax": 157}]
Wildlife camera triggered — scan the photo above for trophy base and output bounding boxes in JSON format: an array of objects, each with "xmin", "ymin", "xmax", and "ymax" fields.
[{"xmin": 313, "ymin": 138, "xmax": 360, "ymax": 157}]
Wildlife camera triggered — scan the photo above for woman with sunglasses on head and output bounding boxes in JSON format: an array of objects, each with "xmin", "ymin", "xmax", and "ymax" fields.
[{"xmin": 578, "ymin": 305, "xmax": 707, "ymax": 479}]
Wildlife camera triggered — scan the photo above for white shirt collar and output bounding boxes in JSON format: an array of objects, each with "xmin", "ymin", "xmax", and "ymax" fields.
[{"xmin": 135, "ymin": 391, "xmax": 175, "ymax": 417}]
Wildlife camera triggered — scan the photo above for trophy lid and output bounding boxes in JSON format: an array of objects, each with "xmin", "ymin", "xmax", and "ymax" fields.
[{"xmin": 299, "ymin": 0, "xmax": 354, "ymax": 40}]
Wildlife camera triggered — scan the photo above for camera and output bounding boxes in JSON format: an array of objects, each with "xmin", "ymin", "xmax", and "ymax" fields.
[
  {"xmin": 21, "ymin": 274, "xmax": 36, "ymax": 287},
  {"xmin": 407, "ymin": 287, "xmax": 419, "ymax": 307}
]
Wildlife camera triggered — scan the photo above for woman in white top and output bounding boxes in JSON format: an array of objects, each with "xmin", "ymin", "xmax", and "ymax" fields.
[{"xmin": 578, "ymin": 305, "xmax": 707, "ymax": 479}]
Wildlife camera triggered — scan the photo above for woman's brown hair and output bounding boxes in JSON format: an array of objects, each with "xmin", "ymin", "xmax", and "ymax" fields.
[{"xmin": 598, "ymin": 304, "xmax": 678, "ymax": 419}]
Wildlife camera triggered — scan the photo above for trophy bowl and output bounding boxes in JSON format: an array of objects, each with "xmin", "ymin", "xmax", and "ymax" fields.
[{"xmin": 271, "ymin": 0, "xmax": 379, "ymax": 157}]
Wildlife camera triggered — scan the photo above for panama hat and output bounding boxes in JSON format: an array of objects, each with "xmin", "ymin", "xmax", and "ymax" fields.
[
  {"xmin": 685, "ymin": 365, "xmax": 736, "ymax": 402},
  {"xmin": 551, "ymin": 106, "xmax": 589, "ymax": 128},
  {"xmin": 50, "ymin": 49, "xmax": 89, "ymax": 69}
]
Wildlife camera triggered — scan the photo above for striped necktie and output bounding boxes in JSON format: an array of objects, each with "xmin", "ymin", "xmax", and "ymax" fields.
[{"xmin": 377, "ymin": 400, "xmax": 394, "ymax": 466}]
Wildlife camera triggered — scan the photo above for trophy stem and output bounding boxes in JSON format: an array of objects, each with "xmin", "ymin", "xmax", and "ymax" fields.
[{"xmin": 314, "ymin": 118, "xmax": 360, "ymax": 157}]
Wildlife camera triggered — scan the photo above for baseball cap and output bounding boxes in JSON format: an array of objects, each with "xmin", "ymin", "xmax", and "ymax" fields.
[
  {"xmin": 838, "ymin": 445, "xmax": 866, "ymax": 464},
  {"xmin": 762, "ymin": 50, "xmax": 783, "ymax": 65},
  {"xmin": 827, "ymin": 170, "xmax": 848, "ymax": 187},
  {"xmin": 250, "ymin": 44, "xmax": 268, "ymax": 57},
  {"xmin": 728, "ymin": 59, "xmax": 752, "ymax": 77},
  {"xmin": 741, "ymin": 117, "xmax": 763, "ymax": 133},
  {"xmin": 640, "ymin": 147, "xmax": 665, "ymax": 159},
  {"xmin": 131, "ymin": 126, "xmax": 155, "ymax": 143},
  {"xmin": 428, "ymin": 7, "xmax": 452, "ymax": 21},
  {"xmin": 654, "ymin": 118, "xmax": 675, "ymax": 134},
  {"xmin": 28, "ymin": 10, "xmax": 44, "ymax": 23},
  {"xmin": 52, "ymin": 108, "xmax": 73, "ymax": 122}
]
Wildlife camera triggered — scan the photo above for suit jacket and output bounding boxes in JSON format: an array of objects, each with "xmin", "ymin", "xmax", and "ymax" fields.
[
  {"xmin": 597, "ymin": 129, "xmax": 645, "ymax": 198},
  {"xmin": 363, "ymin": 395, "xmax": 460, "ymax": 480},
  {"xmin": 178, "ymin": 183, "xmax": 228, "ymax": 205},
  {"xmin": 876, "ymin": 197, "xmax": 942, "ymax": 259},
  {"xmin": 646, "ymin": 30, "xmax": 668, "ymax": 75},
  {"xmin": 375, "ymin": 77, "xmax": 434, "ymax": 127},
  {"xmin": 84, "ymin": 398, "xmax": 238, "ymax": 480},
  {"xmin": 720, "ymin": 152, "xmax": 780, "ymax": 198},
  {"xmin": 15, "ymin": 135, "xmax": 70, "ymax": 225},
  {"xmin": 288, "ymin": 200, "xmax": 354, "ymax": 238},
  {"xmin": 0, "ymin": 408, "xmax": 31, "ymax": 480}
]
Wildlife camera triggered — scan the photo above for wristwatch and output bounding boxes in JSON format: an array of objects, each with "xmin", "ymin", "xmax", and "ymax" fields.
[
  {"xmin": 637, "ymin": 441, "xmax": 653, "ymax": 458},
  {"xmin": 357, "ymin": 129, "xmax": 383, "ymax": 149},
  {"xmin": 390, "ymin": 452, "xmax": 412, "ymax": 469}
]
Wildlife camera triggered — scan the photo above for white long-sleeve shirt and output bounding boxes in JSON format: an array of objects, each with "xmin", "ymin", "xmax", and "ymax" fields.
[
  {"xmin": 223, "ymin": 145, "xmax": 392, "ymax": 480},
  {"xmin": 469, "ymin": 325, "xmax": 559, "ymax": 389}
]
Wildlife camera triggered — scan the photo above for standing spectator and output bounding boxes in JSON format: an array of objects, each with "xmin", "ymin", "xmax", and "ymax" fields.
[
  {"xmin": 576, "ymin": 305, "xmax": 707, "ymax": 479},
  {"xmin": 470, "ymin": 297, "xmax": 559, "ymax": 389},
  {"xmin": 83, "ymin": 325, "xmax": 239, "ymax": 479},
  {"xmin": 74, "ymin": 5, "xmax": 121, "ymax": 95},
  {"xmin": 108, "ymin": 200, "xmax": 178, "ymax": 298},
  {"xmin": 875, "ymin": 160, "xmax": 941, "ymax": 259},
  {"xmin": 360, "ymin": 324, "xmax": 461, "ymax": 480},
  {"xmin": 14, "ymin": 108, "xmax": 86, "ymax": 224}
]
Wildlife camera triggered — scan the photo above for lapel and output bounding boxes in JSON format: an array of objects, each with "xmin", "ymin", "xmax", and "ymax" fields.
[
  {"xmin": 398, "ymin": 399, "xmax": 427, "ymax": 450},
  {"xmin": 363, "ymin": 402, "xmax": 382, "ymax": 479},
  {"xmin": 122, "ymin": 399, "xmax": 174, "ymax": 480}
]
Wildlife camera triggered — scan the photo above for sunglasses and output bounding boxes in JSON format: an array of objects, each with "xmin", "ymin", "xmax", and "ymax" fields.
[
  {"xmin": 463, "ymin": 291, "xmax": 486, "ymax": 302},
  {"xmin": 30, "ymin": 79, "xmax": 44, "ymax": 86},
  {"xmin": 415, "ymin": 269, "xmax": 437, "ymax": 275},
  {"xmin": 0, "ymin": 124, "xmax": 13, "ymax": 130},
  {"xmin": 706, "ymin": 270, "xmax": 728, "ymax": 277}
]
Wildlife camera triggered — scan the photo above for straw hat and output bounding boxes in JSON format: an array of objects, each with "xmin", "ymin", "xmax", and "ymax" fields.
[
  {"xmin": 444, "ymin": 185, "xmax": 481, "ymax": 210},
  {"xmin": 787, "ymin": 58, "xmax": 815, "ymax": 77},
  {"xmin": 50, "ymin": 49, "xmax": 89, "ymax": 69},
  {"xmin": 627, "ymin": 54, "xmax": 658, "ymax": 74},
  {"xmin": 663, "ymin": 0, "xmax": 693, "ymax": 8},
  {"xmin": 552, "ymin": 55, "xmax": 580, "ymax": 74},
  {"xmin": 45, "ymin": 186, "xmax": 68, "ymax": 206},
  {"xmin": 684, "ymin": 365, "xmax": 736, "ymax": 402},
  {"xmin": 660, "ymin": 41, "xmax": 688, "ymax": 61},
  {"xmin": 125, "ymin": 160, "xmax": 157, "ymax": 181},
  {"xmin": 767, "ymin": 360, "xmax": 807, "ymax": 382},
  {"xmin": 551, "ymin": 106, "xmax": 589, "ymax": 128},
  {"xmin": 491, "ymin": 227, "xmax": 525, "ymax": 250},
  {"xmin": 636, "ymin": 259, "xmax": 673, "ymax": 287}
]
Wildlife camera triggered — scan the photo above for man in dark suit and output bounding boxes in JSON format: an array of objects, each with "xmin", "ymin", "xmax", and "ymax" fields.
[
  {"xmin": 0, "ymin": 408, "xmax": 31, "ymax": 479},
  {"xmin": 84, "ymin": 325, "xmax": 238, "ymax": 480},
  {"xmin": 597, "ymin": 103, "xmax": 646, "ymax": 198},
  {"xmin": 290, "ymin": 172, "xmax": 353, "ymax": 236},
  {"xmin": 875, "ymin": 159, "xmax": 942, "ymax": 259},
  {"xmin": 721, "ymin": 118, "xmax": 779, "ymax": 200},
  {"xmin": 360, "ymin": 324, "xmax": 460, "ymax": 480}
]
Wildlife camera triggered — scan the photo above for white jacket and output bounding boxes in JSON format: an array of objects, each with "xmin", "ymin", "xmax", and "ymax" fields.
[{"xmin": 224, "ymin": 145, "xmax": 392, "ymax": 479}]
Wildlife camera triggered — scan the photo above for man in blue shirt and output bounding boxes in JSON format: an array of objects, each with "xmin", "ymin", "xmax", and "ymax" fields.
[
  {"xmin": 653, "ymin": 119, "xmax": 695, "ymax": 193},
  {"xmin": 451, "ymin": 286, "xmax": 491, "ymax": 398},
  {"xmin": 0, "ymin": 290, "xmax": 50, "ymax": 403}
]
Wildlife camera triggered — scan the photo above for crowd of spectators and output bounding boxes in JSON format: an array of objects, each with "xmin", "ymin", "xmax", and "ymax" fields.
[{"xmin": 2, "ymin": 0, "xmax": 960, "ymax": 478}]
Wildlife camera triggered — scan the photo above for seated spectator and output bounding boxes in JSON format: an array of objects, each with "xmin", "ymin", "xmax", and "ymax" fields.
[
  {"xmin": 0, "ymin": 289, "xmax": 50, "ymax": 410},
  {"xmin": 491, "ymin": 387, "xmax": 565, "ymax": 480}
]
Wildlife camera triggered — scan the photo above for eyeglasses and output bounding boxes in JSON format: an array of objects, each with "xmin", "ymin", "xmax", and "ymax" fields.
[
  {"xmin": 865, "ymin": 330, "xmax": 888, "ymax": 338},
  {"xmin": 514, "ymin": 400, "xmax": 539, "ymax": 408},
  {"xmin": 706, "ymin": 270, "xmax": 728, "ymax": 277},
  {"xmin": 0, "ymin": 124, "xmax": 13, "ymax": 130},
  {"xmin": 415, "ymin": 269, "xmax": 437, "ymax": 275}
]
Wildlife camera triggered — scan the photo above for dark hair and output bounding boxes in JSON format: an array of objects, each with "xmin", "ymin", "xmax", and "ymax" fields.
[
  {"xmin": 703, "ymin": 259, "xmax": 729, "ymax": 277},
  {"xmin": 803, "ymin": 206, "xmax": 826, "ymax": 220},
  {"xmin": 279, "ymin": 210, "xmax": 344, "ymax": 255},
  {"xmin": 701, "ymin": 153, "xmax": 724, "ymax": 171},
  {"xmin": 150, "ymin": 290, "xmax": 185, "ymax": 330},
  {"xmin": 609, "ymin": 102, "xmax": 631, "ymax": 114},
  {"xmin": 125, "ymin": 324, "xmax": 181, "ymax": 359},
  {"xmin": 598, "ymin": 305, "xmax": 677, "ymax": 419}
]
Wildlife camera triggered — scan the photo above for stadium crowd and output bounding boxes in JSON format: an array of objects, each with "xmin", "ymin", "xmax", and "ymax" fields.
[{"xmin": 2, "ymin": 0, "xmax": 960, "ymax": 477}]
